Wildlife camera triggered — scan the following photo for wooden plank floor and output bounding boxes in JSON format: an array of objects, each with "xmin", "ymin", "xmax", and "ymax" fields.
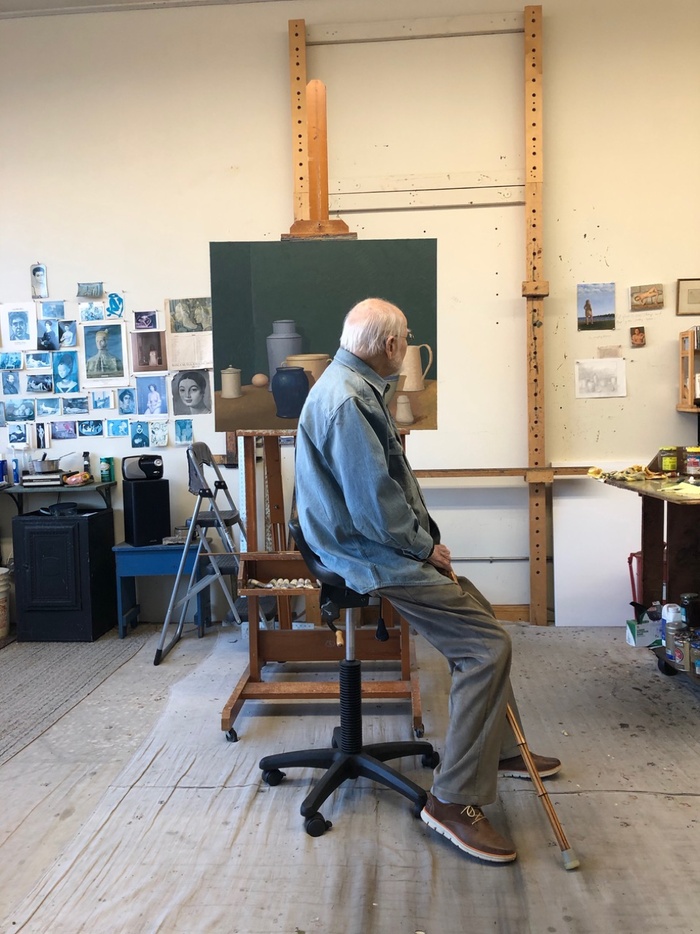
[{"xmin": 1, "ymin": 622, "xmax": 698, "ymax": 933}]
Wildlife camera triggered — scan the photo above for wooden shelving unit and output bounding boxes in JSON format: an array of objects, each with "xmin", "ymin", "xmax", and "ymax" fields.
[{"xmin": 678, "ymin": 327, "xmax": 700, "ymax": 412}]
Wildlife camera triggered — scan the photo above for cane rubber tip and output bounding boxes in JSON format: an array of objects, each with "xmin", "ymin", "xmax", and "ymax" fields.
[{"xmin": 562, "ymin": 848, "xmax": 580, "ymax": 870}]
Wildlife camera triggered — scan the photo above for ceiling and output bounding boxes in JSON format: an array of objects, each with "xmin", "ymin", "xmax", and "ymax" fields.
[{"xmin": 0, "ymin": 0, "xmax": 293, "ymax": 18}]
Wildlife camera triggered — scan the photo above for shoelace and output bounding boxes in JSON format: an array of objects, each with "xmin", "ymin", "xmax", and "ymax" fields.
[{"xmin": 460, "ymin": 805, "xmax": 485, "ymax": 824}]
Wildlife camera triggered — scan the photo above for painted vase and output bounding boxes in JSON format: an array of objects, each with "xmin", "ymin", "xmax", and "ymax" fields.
[
  {"xmin": 271, "ymin": 366, "xmax": 309, "ymax": 419},
  {"xmin": 266, "ymin": 319, "xmax": 302, "ymax": 391}
]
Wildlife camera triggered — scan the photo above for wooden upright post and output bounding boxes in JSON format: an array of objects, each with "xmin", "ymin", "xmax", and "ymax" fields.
[{"xmin": 522, "ymin": 5, "xmax": 550, "ymax": 625}]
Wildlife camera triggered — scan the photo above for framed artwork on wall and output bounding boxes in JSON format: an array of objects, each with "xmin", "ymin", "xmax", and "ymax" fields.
[{"xmin": 677, "ymin": 279, "xmax": 700, "ymax": 316}]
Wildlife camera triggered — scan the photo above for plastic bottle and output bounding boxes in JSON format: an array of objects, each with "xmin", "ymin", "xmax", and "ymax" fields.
[{"xmin": 663, "ymin": 603, "xmax": 685, "ymax": 661}]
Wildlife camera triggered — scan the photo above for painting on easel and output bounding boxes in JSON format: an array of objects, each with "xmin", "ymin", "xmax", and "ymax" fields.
[{"xmin": 210, "ymin": 239, "xmax": 438, "ymax": 433}]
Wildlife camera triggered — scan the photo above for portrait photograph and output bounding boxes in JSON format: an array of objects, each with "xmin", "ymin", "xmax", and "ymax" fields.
[
  {"xmin": 58, "ymin": 320, "xmax": 78, "ymax": 348},
  {"xmin": 131, "ymin": 331, "xmax": 167, "ymax": 372},
  {"xmin": 1, "ymin": 302, "xmax": 37, "ymax": 351},
  {"xmin": 130, "ymin": 420, "xmax": 150, "ymax": 448},
  {"xmin": 81, "ymin": 323, "xmax": 127, "ymax": 384},
  {"xmin": 37, "ymin": 319, "xmax": 60, "ymax": 351},
  {"xmin": 51, "ymin": 421, "xmax": 77, "ymax": 441},
  {"xmin": 53, "ymin": 351, "xmax": 80, "ymax": 394},
  {"xmin": 134, "ymin": 310, "xmax": 157, "ymax": 330},
  {"xmin": 167, "ymin": 297, "xmax": 212, "ymax": 333},
  {"xmin": 118, "ymin": 388, "xmax": 136, "ymax": 415},
  {"xmin": 171, "ymin": 369, "xmax": 212, "ymax": 416},
  {"xmin": 2, "ymin": 371, "xmax": 20, "ymax": 395},
  {"xmin": 136, "ymin": 374, "xmax": 167, "ymax": 416},
  {"xmin": 35, "ymin": 422, "xmax": 47, "ymax": 449},
  {"xmin": 107, "ymin": 418, "xmax": 129, "ymax": 437},
  {"xmin": 30, "ymin": 263, "xmax": 48, "ymax": 299},
  {"xmin": 9, "ymin": 423, "xmax": 28, "ymax": 444}
]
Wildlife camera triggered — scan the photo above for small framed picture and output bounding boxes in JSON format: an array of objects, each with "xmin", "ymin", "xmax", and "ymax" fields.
[
  {"xmin": 677, "ymin": 279, "xmax": 700, "ymax": 316},
  {"xmin": 630, "ymin": 326, "xmax": 646, "ymax": 347},
  {"xmin": 630, "ymin": 283, "xmax": 663, "ymax": 311},
  {"xmin": 130, "ymin": 330, "xmax": 167, "ymax": 372}
]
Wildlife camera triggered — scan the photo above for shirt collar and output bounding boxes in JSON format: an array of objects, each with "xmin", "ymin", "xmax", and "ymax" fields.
[{"xmin": 334, "ymin": 347, "xmax": 390, "ymax": 395}]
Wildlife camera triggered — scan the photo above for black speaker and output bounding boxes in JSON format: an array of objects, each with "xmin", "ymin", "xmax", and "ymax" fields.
[{"xmin": 123, "ymin": 479, "xmax": 171, "ymax": 546}]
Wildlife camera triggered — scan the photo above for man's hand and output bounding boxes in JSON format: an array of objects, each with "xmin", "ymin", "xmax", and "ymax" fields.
[{"xmin": 427, "ymin": 543, "xmax": 453, "ymax": 572}]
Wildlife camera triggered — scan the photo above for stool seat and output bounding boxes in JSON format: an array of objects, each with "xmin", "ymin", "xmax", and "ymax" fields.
[{"xmin": 259, "ymin": 518, "xmax": 439, "ymax": 836}]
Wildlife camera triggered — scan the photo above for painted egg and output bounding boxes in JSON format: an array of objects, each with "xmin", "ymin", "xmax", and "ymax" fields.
[{"xmin": 251, "ymin": 373, "xmax": 269, "ymax": 387}]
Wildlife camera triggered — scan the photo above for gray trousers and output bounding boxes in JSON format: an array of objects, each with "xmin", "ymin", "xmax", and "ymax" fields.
[{"xmin": 375, "ymin": 574, "xmax": 523, "ymax": 807}]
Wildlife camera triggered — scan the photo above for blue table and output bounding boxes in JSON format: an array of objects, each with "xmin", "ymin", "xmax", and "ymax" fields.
[{"xmin": 112, "ymin": 541, "xmax": 212, "ymax": 639}]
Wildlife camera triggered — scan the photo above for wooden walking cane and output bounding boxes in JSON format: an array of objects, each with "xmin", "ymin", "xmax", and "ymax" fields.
[{"xmin": 447, "ymin": 569, "xmax": 579, "ymax": 869}]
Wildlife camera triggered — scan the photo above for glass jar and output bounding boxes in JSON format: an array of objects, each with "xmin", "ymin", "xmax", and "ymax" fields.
[
  {"xmin": 658, "ymin": 446, "xmax": 678, "ymax": 474},
  {"xmin": 684, "ymin": 447, "xmax": 700, "ymax": 476}
]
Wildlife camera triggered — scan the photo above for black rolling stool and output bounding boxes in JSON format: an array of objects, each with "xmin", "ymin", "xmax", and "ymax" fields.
[{"xmin": 259, "ymin": 518, "xmax": 439, "ymax": 837}]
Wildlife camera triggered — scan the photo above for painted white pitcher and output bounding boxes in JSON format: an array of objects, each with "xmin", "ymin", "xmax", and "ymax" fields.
[{"xmin": 400, "ymin": 343, "xmax": 433, "ymax": 392}]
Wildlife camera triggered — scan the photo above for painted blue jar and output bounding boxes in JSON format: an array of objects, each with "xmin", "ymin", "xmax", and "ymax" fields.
[{"xmin": 271, "ymin": 366, "xmax": 309, "ymax": 419}]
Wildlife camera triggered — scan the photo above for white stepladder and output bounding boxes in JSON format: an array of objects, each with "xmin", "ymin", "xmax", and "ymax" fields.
[{"xmin": 153, "ymin": 442, "xmax": 245, "ymax": 665}]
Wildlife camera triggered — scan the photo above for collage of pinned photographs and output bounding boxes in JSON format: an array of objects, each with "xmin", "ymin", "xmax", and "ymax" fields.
[{"xmin": 0, "ymin": 267, "xmax": 213, "ymax": 453}]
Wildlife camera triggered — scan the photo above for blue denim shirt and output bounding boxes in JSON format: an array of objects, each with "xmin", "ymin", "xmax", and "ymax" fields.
[{"xmin": 295, "ymin": 348, "xmax": 444, "ymax": 594}]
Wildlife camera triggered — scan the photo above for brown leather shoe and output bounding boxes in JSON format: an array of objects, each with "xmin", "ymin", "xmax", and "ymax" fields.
[
  {"xmin": 420, "ymin": 792, "xmax": 516, "ymax": 863},
  {"xmin": 498, "ymin": 752, "xmax": 561, "ymax": 779}
]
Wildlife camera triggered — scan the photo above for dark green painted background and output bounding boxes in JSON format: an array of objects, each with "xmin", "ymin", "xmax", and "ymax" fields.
[{"xmin": 209, "ymin": 239, "xmax": 437, "ymax": 390}]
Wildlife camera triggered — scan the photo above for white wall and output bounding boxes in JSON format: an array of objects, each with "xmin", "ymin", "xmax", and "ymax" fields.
[{"xmin": 1, "ymin": 0, "xmax": 699, "ymax": 623}]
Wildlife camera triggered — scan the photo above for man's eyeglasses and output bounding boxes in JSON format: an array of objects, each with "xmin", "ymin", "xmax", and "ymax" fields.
[{"xmin": 393, "ymin": 329, "xmax": 414, "ymax": 341}]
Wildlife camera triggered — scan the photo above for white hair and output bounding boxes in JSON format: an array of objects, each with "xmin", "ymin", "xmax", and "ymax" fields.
[{"xmin": 339, "ymin": 298, "xmax": 405, "ymax": 357}]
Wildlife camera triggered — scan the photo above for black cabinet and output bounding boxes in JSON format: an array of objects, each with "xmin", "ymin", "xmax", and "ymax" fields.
[{"xmin": 13, "ymin": 507, "xmax": 116, "ymax": 641}]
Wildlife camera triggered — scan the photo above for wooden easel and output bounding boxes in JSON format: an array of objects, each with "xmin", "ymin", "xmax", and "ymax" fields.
[{"xmin": 220, "ymin": 430, "xmax": 424, "ymax": 741}]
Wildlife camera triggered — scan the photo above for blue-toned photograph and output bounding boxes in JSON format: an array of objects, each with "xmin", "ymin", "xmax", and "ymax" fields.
[
  {"xmin": 130, "ymin": 420, "xmax": 149, "ymax": 448},
  {"xmin": 51, "ymin": 421, "xmax": 77, "ymax": 441},
  {"xmin": 118, "ymin": 388, "xmax": 136, "ymax": 415},
  {"xmin": 0, "ymin": 353, "xmax": 22, "ymax": 369},
  {"xmin": 53, "ymin": 351, "xmax": 79, "ymax": 393},
  {"xmin": 39, "ymin": 301, "xmax": 65, "ymax": 319},
  {"xmin": 84, "ymin": 324, "xmax": 124, "ymax": 379},
  {"xmin": 62, "ymin": 396, "xmax": 89, "ymax": 415},
  {"xmin": 91, "ymin": 389, "xmax": 114, "ymax": 410},
  {"xmin": 174, "ymin": 418, "xmax": 193, "ymax": 445},
  {"xmin": 58, "ymin": 321, "xmax": 77, "ymax": 348},
  {"xmin": 5, "ymin": 399, "xmax": 35, "ymax": 422},
  {"xmin": 78, "ymin": 419, "xmax": 104, "ymax": 437},
  {"xmin": 25, "ymin": 352, "xmax": 51, "ymax": 370},
  {"xmin": 26, "ymin": 374, "xmax": 53, "ymax": 393},
  {"xmin": 2, "ymin": 371, "xmax": 20, "ymax": 394},
  {"xmin": 37, "ymin": 319, "xmax": 59, "ymax": 351},
  {"xmin": 36, "ymin": 397, "xmax": 61, "ymax": 417},
  {"xmin": 107, "ymin": 418, "xmax": 129, "ymax": 437},
  {"xmin": 8, "ymin": 423, "xmax": 27, "ymax": 444},
  {"xmin": 136, "ymin": 375, "xmax": 167, "ymax": 416}
]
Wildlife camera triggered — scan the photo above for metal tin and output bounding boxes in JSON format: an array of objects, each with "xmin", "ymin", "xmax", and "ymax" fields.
[
  {"xmin": 99, "ymin": 456, "xmax": 114, "ymax": 482},
  {"xmin": 673, "ymin": 631, "xmax": 691, "ymax": 671},
  {"xmin": 685, "ymin": 447, "xmax": 700, "ymax": 476}
]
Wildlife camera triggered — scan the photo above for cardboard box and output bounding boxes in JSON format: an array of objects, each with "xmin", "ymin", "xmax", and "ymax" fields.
[{"xmin": 626, "ymin": 617, "xmax": 662, "ymax": 647}]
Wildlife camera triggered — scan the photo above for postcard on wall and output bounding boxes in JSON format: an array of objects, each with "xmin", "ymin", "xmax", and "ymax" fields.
[
  {"xmin": 0, "ymin": 302, "xmax": 38, "ymax": 351},
  {"xmin": 79, "ymin": 301, "xmax": 105, "ymax": 322},
  {"xmin": 78, "ymin": 322, "xmax": 129, "ymax": 387},
  {"xmin": 165, "ymin": 297, "xmax": 213, "ymax": 369},
  {"xmin": 575, "ymin": 357, "xmax": 626, "ymax": 398},
  {"xmin": 630, "ymin": 283, "xmax": 663, "ymax": 310},
  {"xmin": 134, "ymin": 310, "xmax": 158, "ymax": 331},
  {"xmin": 576, "ymin": 283, "xmax": 615, "ymax": 331}
]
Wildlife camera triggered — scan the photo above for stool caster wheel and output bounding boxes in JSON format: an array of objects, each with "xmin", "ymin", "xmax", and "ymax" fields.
[
  {"xmin": 657, "ymin": 657, "xmax": 679, "ymax": 677},
  {"xmin": 414, "ymin": 726, "xmax": 424, "ymax": 738},
  {"xmin": 422, "ymin": 750, "xmax": 440, "ymax": 768},
  {"xmin": 304, "ymin": 812, "xmax": 332, "ymax": 837},
  {"xmin": 413, "ymin": 798, "xmax": 428, "ymax": 818},
  {"xmin": 225, "ymin": 728, "xmax": 238, "ymax": 743},
  {"xmin": 262, "ymin": 769, "xmax": 286, "ymax": 786}
]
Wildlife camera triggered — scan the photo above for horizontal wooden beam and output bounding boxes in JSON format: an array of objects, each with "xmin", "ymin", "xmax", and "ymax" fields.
[
  {"xmin": 307, "ymin": 13, "xmax": 524, "ymax": 45},
  {"xmin": 414, "ymin": 466, "xmax": 591, "ymax": 481}
]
